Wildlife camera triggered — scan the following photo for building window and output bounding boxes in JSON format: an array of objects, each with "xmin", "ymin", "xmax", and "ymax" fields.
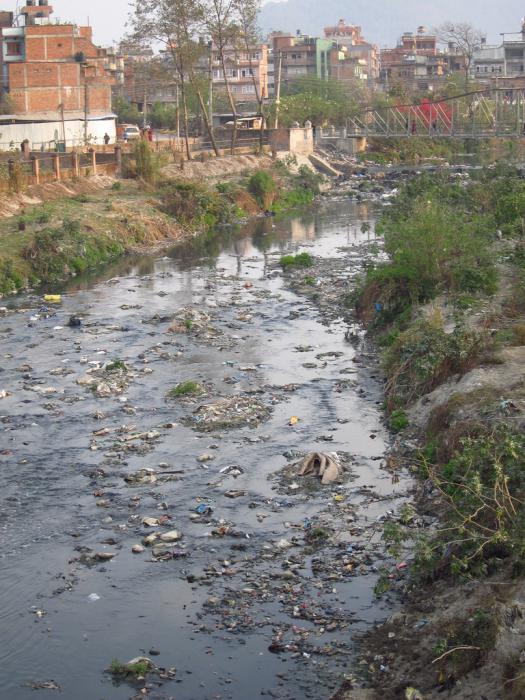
[
  {"xmin": 291, "ymin": 53, "xmax": 302, "ymax": 59},
  {"xmin": 250, "ymin": 53, "xmax": 260, "ymax": 60},
  {"xmin": 6, "ymin": 42, "xmax": 21, "ymax": 56},
  {"xmin": 240, "ymin": 68, "xmax": 253, "ymax": 77}
]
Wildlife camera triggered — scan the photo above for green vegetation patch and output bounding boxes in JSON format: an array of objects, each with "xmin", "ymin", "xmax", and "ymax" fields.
[
  {"xmin": 383, "ymin": 317, "xmax": 493, "ymax": 409},
  {"xmin": 168, "ymin": 381, "xmax": 204, "ymax": 398},
  {"xmin": 280, "ymin": 252, "xmax": 314, "ymax": 269}
]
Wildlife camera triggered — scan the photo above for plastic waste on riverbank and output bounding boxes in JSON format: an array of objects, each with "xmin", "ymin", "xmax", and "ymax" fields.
[{"xmin": 43, "ymin": 294, "xmax": 61, "ymax": 303}]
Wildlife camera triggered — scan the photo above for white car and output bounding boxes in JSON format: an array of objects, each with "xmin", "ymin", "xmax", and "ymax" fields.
[{"xmin": 122, "ymin": 125, "xmax": 141, "ymax": 140}]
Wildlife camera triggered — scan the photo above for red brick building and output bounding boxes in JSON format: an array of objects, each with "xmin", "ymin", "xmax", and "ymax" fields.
[{"xmin": 0, "ymin": 2, "xmax": 116, "ymax": 147}]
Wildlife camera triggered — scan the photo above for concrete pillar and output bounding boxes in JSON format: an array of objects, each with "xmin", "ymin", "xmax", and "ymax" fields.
[
  {"xmin": 21, "ymin": 139, "xmax": 31, "ymax": 159},
  {"xmin": 89, "ymin": 148, "xmax": 97, "ymax": 176},
  {"xmin": 31, "ymin": 155, "xmax": 40, "ymax": 185},
  {"xmin": 53, "ymin": 153, "xmax": 61, "ymax": 181},
  {"xmin": 114, "ymin": 145, "xmax": 122, "ymax": 177},
  {"xmin": 71, "ymin": 152, "xmax": 80, "ymax": 178}
]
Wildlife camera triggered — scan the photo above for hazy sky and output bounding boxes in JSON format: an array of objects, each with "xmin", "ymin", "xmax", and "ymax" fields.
[
  {"xmin": 43, "ymin": 0, "xmax": 131, "ymax": 46},
  {"xmin": 41, "ymin": 0, "xmax": 277, "ymax": 47}
]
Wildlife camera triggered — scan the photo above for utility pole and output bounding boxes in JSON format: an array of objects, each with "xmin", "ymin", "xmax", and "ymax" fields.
[
  {"xmin": 274, "ymin": 51, "xmax": 283, "ymax": 129},
  {"xmin": 143, "ymin": 86, "xmax": 148, "ymax": 128},
  {"xmin": 176, "ymin": 84, "xmax": 180, "ymax": 141},
  {"xmin": 83, "ymin": 67, "xmax": 89, "ymax": 145},
  {"xmin": 59, "ymin": 102, "xmax": 66, "ymax": 148},
  {"xmin": 208, "ymin": 41, "xmax": 214, "ymax": 125}
]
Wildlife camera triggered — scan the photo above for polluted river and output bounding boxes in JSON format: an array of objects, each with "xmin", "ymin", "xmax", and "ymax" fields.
[{"xmin": 0, "ymin": 195, "xmax": 411, "ymax": 700}]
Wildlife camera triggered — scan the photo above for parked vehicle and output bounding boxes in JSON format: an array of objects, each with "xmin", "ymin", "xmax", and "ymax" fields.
[{"xmin": 119, "ymin": 124, "xmax": 141, "ymax": 141}]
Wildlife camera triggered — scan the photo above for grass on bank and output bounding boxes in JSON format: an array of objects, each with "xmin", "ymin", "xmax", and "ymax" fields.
[{"xmin": 367, "ymin": 168, "xmax": 525, "ymax": 587}]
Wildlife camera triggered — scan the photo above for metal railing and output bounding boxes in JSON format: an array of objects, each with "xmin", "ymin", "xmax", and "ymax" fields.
[{"xmin": 319, "ymin": 88, "xmax": 525, "ymax": 140}]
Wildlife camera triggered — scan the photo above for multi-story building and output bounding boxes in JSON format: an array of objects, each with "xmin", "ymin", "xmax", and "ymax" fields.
[
  {"xmin": 210, "ymin": 43, "xmax": 268, "ymax": 103},
  {"xmin": 502, "ymin": 21, "xmax": 525, "ymax": 77},
  {"xmin": 471, "ymin": 42, "xmax": 504, "ymax": 82},
  {"xmin": 380, "ymin": 26, "xmax": 438, "ymax": 76},
  {"xmin": 324, "ymin": 19, "xmax": 379, "ymax": 82},
  {"xmin": 380, "ymin": 27, "xmax": 464, "ymax": 92},
  {"xmin": 0, "ymin": 1, "xmax": 116, "ymax": 146},
  {"xmin": 268, "ymin": 32, "xmax": 334, "ymax": 94}
]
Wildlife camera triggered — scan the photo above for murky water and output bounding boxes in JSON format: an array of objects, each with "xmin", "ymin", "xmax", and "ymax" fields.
[{"xmin": 0, "ymin": 198, "xmax": 409, "ymax": 700}]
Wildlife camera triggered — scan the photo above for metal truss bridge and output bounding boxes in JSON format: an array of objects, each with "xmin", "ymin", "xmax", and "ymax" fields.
[{"xmin": 336, "ymin": 87, "xmax": 525, "ymax": 140}]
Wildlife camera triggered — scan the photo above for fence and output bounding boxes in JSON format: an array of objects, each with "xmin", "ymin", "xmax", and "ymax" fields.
[{"xmin": 0, "ymin": 147, "xmax": 120, "ymax": 193}]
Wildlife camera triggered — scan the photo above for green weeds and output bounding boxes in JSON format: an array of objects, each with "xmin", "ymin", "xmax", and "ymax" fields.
[
  {"xmin": 168, "ymin": 381, "xmax": 203, "ymax": 398},
  {"xmin": 280, "ymin": 252, "xmax": 314, "ymax": 269},
  {"xmin": 383, "ymin": 317, "xmax": 493, "ymax": 409}
]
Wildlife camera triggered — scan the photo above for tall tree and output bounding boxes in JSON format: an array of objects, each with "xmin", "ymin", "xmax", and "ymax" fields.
[
  {"xmin": 204, "ymin": 0, "xmax": 240, "ymax": 153},
  {"xmin": 234, "ymin": 0, "xmax": 265, "ymax": 149},
  {"xmin": 129, "ymin": 0, "xmax": 219, "ymax": 159},
  {"xmin": 437, "ymin": 22, "xmax": 483, "ymax": 89}
]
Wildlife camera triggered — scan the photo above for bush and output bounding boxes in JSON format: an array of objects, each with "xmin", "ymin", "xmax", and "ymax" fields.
[
  {"xmin": 160, "ymin": 180, "xmax": 233, "ymax": 229},
  {"xmin": 389, "ymin": 409, "xmax": 409, "ymax": 432},
  {"xmin": 422, "ymin": 427, "xmax": 525, "ymax": 578},
  {"xmin": 356, "ymin": 176, "xmax": 498, "ymax": 325},
  {"xmin": 247, "ymin": 170, "xmax": 277, "ymax": 209},
  {"xmin": 280, "ymin": 252, "xmax": 314, "ymax": 269},
  {"xmin": 383, "ymin": 317, "xmax": 492, "ymax": 408}
]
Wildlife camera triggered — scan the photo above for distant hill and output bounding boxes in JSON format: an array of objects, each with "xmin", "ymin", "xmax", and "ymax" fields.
[{"xmin": 259, "ymin": 0, "xmax": 525, "ymax": 47}]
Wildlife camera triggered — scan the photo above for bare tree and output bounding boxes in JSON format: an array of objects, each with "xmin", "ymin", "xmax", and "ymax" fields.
[
  {"xmin": 204, "ymin": 0, "xmax": 240, "ymax": 153},
  {"xmin": 234, "ymin": 0, "xmax": 265, "ymax": 150},
  {"xmin": 129, "ymin": 0, "xmax": 219, "ymax": 159},
  {"xmin": 437, "ymin": 22, "xmax": 483, "ymax": 89}
]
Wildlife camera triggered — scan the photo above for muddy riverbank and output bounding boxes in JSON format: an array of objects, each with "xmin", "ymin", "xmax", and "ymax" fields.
[{"xmin": 0, "ymin": 191, "xmax": 416, "ymax": 699}]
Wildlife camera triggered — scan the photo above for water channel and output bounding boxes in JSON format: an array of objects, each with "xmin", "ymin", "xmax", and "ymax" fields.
[{"xmin": 0, "ymin": 197, "xmax": 410, "ymax": 699}]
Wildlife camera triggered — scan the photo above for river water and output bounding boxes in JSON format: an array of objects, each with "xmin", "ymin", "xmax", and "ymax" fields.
[{"xmin": 0, "ymin": 198, "xmax": 410, "ymax": 700}]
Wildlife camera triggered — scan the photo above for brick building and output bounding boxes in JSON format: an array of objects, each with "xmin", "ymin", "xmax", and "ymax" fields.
[
  {"xmin": 0, "ymin": 1, "xmax": 116, "ymax": 148},
  {"xmin": 380, "ymin": 27, "xmax": 459, "ymax": 92},
  {"xmin": 324, "ymin": 19, "xmax": 379, "ymax": 82}
]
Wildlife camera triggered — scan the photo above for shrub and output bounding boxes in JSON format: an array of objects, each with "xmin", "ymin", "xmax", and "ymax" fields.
[
  {"xmin": 280, "ymin": 252, "xmax": 314, "ymax": 269},
  {"xmin": 160, "ymin": 180, "xmax": 233, "ymax": 229},
  {"xmin": 247, "ymin": 170, "xmax": 277, "ymax": 209},
  {"xmin": 355, "ymin": 177, "xmax": 498, "ymax": 325},
  {"xmin": 389, "ymin": 409, "xmax": 409, "ymax": 433},
  {"xmin": 422, "ymin": 428, "xmax": 525, "ymax": 578},
  {"xmin": 383, "ymin": 318, "xmax": 492, "ymax": 408},
  {"xmin": 130, "ymin": 140, "xmax": 165, "ymax": 185}
]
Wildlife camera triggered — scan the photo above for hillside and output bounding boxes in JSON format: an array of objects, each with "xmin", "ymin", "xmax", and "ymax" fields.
[{"xmin": 260, "ymin": 0, "xmax": 525, "ymax": 47}]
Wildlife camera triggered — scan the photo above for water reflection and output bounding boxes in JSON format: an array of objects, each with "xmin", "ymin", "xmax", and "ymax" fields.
[{"xmin": 63, "ymin": 199, "xmax": 380, "ymax": 296}]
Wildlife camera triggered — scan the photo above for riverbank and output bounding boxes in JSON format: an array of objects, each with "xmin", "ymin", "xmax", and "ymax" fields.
[
  {"xmin": 332, "ymin": 166, "xmax": 525, "ymax": 699},
  {"xmin": 0, "ymin": 153, "xmax": 323, "ymax": 297}
]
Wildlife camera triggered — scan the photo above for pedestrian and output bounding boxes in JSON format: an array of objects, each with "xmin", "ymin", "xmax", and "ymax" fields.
[
  {"xmin": 147, "ymin": 127, "xmax": 153, "ymax": 142},
  {"xmin": 432, "ymin": 120, "xmax": 438, "ymax": 133},
  {"xmin": 103, "ymin": 132, "xmax": 110, "ymax": 146}
]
